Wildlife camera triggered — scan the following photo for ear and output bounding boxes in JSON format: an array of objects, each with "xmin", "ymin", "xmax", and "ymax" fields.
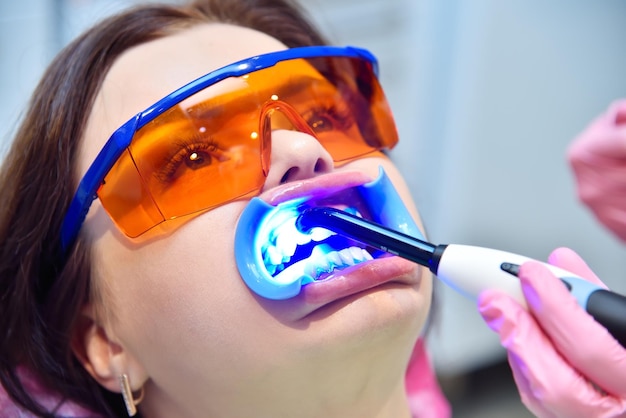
[{"xmin": 71, "ymin": 304, "xmax": 148, "ymax": 394}]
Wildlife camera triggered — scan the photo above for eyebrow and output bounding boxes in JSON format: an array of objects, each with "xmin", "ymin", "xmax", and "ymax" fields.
[{"xmin": 180, "ymin": 74, "xmax": 327, "ymax": 122}]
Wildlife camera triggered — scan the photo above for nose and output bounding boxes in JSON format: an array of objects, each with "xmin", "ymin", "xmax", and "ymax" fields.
[{"xmin": 260, "ymin": 102, "xmax": 334, "ymax": 188}]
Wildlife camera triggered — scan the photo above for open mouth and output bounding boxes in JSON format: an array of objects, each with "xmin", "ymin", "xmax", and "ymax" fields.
[
  {"xmin": 260, "ymin": 202, "xmax": 384, "ymax": 284},
  {"xmin": 234, "ymin": 167, "xmax": 423, "ymax": 300}
]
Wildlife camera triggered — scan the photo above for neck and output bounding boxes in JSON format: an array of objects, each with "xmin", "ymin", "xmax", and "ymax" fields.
[
  {"xmin": 141, "ymin": 376, "xmax": 412, "ymax": 418},
  {"xmin": 140, "ymin": 343, "xmax": 415, "ymax": 418}
]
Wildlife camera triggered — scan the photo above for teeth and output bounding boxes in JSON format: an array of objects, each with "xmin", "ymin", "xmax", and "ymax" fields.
[
  {"xmin": 266, "ymin": 263, "xmax": 277, "ymax": 276},
  {"xmin": 265, "ymin": 245, "xmax": 283, "ymax": 266},
  {"xmin": 270, "ymin": 215, "xmax": 336, "ymax": 260},
  {"xmin": 269, "ymin": 213, "xmax": 307, "ymax": 244},
  {"xmin": 289, "ymin": 217, "xmax": 312, "ymax": 245},
  {"xmin": 350, "ymin": 247, "xmax": 363, "ymax": 260},
  {"xmin": 313, "ymin": 244, "xmax": 334, "ymax": 272},
  {"xmin": 268, "ymin": 244, "xmax": 374, "ymax": 283},
  {"xmin": 338, "ymin": 248, "xmax": 355, "ymax": 266},
  {"xmin": 327, "ymin": 251, "xmax": 341, "ymax": 266},
  {"xmin": 262, "ymin": 207, "xmax": 375, "ymax": 281},
  {"xmin": 275, "ymin": 230, "xmax": 298, "ymax": 258},
  {"xmin": 309, "ymin": 227, "xmax": 333, "ymax": 241},
  {"xmin": 311, "ymin": 243, "xmax": 333, "ymax": 259},
  {"xmin": 273, "ymin": 258, "xmax": 308, "ymax": 284}
]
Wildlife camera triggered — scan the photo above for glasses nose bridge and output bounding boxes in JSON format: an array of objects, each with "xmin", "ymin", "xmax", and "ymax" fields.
[
  {"xmin": 258, "ymin": 99, "xmax": 317, "ymax": 176},
  {"xmin": 260, "ymin": 99, "xmax": 318, "ymax": 136}
]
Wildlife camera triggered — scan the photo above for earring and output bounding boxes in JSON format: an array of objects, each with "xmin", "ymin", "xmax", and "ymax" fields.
[{"xmin": 120, "ymin": 373, "xmax": 144, "ymax": 416}]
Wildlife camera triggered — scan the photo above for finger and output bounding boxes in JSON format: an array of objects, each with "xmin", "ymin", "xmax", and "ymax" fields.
[
  {"xmin": 546, "ymin": 247, "xmax": 605, "ymax": 287},
  {"xmin": 519, "ymin": 261, "xmax": 626, "ymax": 397},
  {"xmin": 609, "ymin": 99, "xmax": 626, "ymax": 125},
  {"xmin": 568, "ymin": 99, "xmax": 626, "ymax": 157},
  {"xmin": 506, "ymin": 351, "xmax": 556, "ymax": 418}
]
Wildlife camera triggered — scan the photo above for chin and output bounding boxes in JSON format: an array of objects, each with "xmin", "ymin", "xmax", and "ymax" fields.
[{"xmin": 298, "ymin": 281, "xmax": 430, "ymax": 356}]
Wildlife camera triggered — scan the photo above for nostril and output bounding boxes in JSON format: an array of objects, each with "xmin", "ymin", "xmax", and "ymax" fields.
[
  {"xmin": 279, "ymin": 159, "xmax": 330, "ymax": 183},
  {"xmin": 314, "ymin": 158, "xmax": 329, "ymax": 173},
  {"xmin": 280, "ymin": 167, "xmax": 297, "ymax": 184}
]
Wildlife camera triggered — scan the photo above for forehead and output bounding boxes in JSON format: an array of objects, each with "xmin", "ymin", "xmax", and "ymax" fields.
[{"xmin": 78, "ymin": 23, "xmax": 288, "ymax": 177}]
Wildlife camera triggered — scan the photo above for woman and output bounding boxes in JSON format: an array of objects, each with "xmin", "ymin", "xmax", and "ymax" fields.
[{"xmin": 0, "ymin": 1, "xmax": 444, "ymax": 416}]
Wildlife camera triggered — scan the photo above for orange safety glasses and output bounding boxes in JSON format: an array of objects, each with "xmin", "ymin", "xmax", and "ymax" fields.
[{"xmin": 61, "ymin": 46, "xmax": 399, "ymax": 250}]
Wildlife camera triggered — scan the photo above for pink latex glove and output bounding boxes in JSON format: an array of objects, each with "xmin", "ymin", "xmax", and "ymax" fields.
[
  {"xmin": 405, "ymin": 337, "xmax": 451, "ymax": 418},
  {"xmin": 568, "ymin": 100, "xmax": 626, "ymax": 242},
  {"xmin": 478, "ymin": 247, "xmax": 626, "ymax": 418}
]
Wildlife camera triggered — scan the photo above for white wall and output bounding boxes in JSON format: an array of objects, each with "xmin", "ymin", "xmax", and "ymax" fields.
[
  {"xmin": 0, "ymin": 0, "xmax": 53, "ymax": 155},
  {"xmin": 0, "ymin": 0, "xmax": 146, "ymax": 155},
  {"xmin": 1, "ymin": 0, "xmax": 625, "ymax": 376}
]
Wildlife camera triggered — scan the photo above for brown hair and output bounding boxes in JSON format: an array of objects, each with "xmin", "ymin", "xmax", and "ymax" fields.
[{"xmin": 0, "ymin": 1, "xmax": 326, "ymax": 416}]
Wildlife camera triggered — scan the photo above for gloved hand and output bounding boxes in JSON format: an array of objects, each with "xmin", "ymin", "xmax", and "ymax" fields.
[
  {"xmin": 478, "ymin": 247, "xmax": 626, "ymax": 418},
  {"xmin": 568, "ymin": 100, "xmax": 626, "ymax": 242}
]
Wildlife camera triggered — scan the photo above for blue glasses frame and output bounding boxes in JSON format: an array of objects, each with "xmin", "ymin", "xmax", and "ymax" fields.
[{"xmin": 60, "ymin": 45, "xmax": 380, "ymax": 251}]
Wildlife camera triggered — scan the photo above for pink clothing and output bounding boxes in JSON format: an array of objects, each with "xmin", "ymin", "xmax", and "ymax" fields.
[
  {"xmin": 406, "ymin": 338, "xmax": 452, "ymax": 418},
  {"xmin": 0, "ymin": 367, "xmax": 100, "ymax": 418}
]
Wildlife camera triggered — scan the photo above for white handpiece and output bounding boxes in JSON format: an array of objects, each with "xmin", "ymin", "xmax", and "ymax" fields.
[{"xmin": 434, "ymin": 244, "xmax": 595, "ymax": 308}]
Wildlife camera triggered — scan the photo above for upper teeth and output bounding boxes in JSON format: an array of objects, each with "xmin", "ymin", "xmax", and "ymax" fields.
[{"xmin": 263, "ymin": 214, "xmax": 333, "ymax": 260}]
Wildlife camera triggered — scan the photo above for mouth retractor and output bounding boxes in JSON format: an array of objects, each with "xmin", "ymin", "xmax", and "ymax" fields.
[{"xmin": 234, "ymin": 167, "xmax": 424, "ymax": 300}]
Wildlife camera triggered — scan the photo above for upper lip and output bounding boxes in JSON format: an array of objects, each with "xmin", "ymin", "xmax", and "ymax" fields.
[{"xmin": 259, "ymin": 170, "xmax": 375, "ymax": 206}]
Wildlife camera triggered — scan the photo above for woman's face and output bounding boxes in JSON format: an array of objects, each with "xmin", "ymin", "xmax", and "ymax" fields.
[{"xmin": 78, "ymin": 23, "xmax": 432, "ymax": 417}]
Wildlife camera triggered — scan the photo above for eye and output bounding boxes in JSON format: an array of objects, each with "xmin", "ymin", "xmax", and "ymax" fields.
[
  {"xmin": 156, "ymin": 139, "xmax": 228, "ymax": 184},
  {"xmin": 304, "ymin": 102, "xmax": 355, "ymax": 133},
  {"xmin": 185, "ymin": 150, "xmax": 210, "ymax": 169}
]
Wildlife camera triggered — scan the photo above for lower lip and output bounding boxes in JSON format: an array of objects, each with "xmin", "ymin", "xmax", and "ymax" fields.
[{"xmin": 299, "ymin": 256, "xmax": 421, "ymax": 306}]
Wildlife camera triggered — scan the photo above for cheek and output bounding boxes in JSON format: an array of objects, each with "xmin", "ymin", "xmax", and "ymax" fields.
[{"xmin": 91, "ymin": 203, "xmax": 275, "ymax": 371}]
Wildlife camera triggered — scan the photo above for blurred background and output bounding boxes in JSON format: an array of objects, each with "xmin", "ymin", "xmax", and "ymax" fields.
[{"xmin": 2, "ymin": 0, "xmax": 626, "ymax": 416}]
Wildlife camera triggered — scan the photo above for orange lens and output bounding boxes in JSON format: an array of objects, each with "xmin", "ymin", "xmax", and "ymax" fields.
[{"xmin": 98, "ymin": 56, "xmax": 398, "ymax": 237}]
